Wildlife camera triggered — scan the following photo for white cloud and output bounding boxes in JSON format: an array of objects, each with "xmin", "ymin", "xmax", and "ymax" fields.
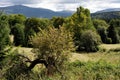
[
  {"xmin": 25, "ymin": 3, "xmax": 80, "ymax": 11},
  {"xmin": 81, "ymin": 0, "xmax": 120, "ymax": 13},
  {"xmin": 0, "ymin": 0, "xmax": 120, "ymax": 12}
]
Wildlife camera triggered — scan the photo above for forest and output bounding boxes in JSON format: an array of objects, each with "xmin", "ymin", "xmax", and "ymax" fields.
[{"xmin": 0, "ymin": 6, "xmax": 120, "ymax": 80}]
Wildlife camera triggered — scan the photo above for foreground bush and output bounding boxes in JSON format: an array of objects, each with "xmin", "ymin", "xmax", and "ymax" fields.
[
  {"xmin": 29, "ymin": 26, "xmax": 75, "ymax": 77},
  {"xmin": 1, "ymin": 55, "xmax": 119, "ymax": 80}
]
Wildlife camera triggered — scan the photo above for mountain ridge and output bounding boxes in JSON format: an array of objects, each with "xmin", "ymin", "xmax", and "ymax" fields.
[
  {"xmin": 91, "ymin": 11, "xmax": 120, "ymax": 21},
  {"xmin": 0, "ymin": 5, "xmax": 73, "ymax": 18},
  {"xmin": 0, "ymin": 5, "xmax": 120, "ymax": 19},
  {"xmin": 95, "ymin": 8, "xmax": 120, "ymax": 13}
]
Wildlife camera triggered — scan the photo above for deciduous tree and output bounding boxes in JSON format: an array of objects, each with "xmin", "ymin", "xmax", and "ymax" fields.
[{"xmin": 28, "ymin": 27, "xmax": 75, "ymax": 76}]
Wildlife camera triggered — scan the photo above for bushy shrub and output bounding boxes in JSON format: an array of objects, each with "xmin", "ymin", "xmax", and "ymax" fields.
[
  {"xmin": 30, "ymin": 26, "xmax": 75, "ymax": 76},
  {"xmin": 0, "ymin": 48, "xmax": 30, "ymax": 80},
  {"xmin": 80, "ymin": 30, "xmax": 101, "ymax": 52},
  {"xmin": 106, "ymin": 38, "xmax": 112, "ymax": 44},
  {"xmin": 0, "ymin": 14, "xmax": 10, "ymax": 50},
  {"xmin": 109, "ymin": 48, "xmax": 120, "ymax": 52},
  {"xmin": 93, "ymin": 19, "xmax": 109, "ymax": 43},
  {"xmin": 107, "ymin": 25, "xmax": 120, "ymax": 44},
  {"xmin": 12, "ymin": 23, "xmax": 25, "ymax": 46},
  {"xmin": 0, "ymin": 14, "xmax": 10, "ymax": 66}
]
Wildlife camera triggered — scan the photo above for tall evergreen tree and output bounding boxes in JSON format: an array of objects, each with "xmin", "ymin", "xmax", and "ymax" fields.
[
  {"xmin": 93, "ymin": 19, "xmax": 108, "ymax": 43},
  {"xmin": 107, "ymin": 25, "xmax": 120, "ymax": 44},
  {"xmin": 0, "ymin": 13, "xmax": 10, "ymax": 62},
  {"xmin": 12, "ymin": 24, "xmax": 25, "ymax": 46},
  {"xmin": 0, "ymin": 14, "xmax": 10, "ymax": 50}
]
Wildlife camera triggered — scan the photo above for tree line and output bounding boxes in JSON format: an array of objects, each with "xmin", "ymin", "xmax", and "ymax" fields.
[{"xmin": 0, "ymin": 7, "xmax": 120, "ymax": 53}]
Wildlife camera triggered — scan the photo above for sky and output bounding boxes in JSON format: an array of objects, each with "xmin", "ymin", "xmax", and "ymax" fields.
[{"xmin": 0, "ymin": 0, "xmax": 120, "ymax": 13}]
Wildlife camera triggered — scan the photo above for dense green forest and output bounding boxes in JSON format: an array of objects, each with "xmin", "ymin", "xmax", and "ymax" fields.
[
  {"xmin": 0, "ymin": 6, "xmax": 120, "ymax": 80},
  {"xmin": 91, "ymin": 11, "xmax": 120, "ymax": 22}
]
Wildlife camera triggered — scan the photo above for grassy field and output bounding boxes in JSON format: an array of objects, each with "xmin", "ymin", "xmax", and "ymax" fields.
[
  {"xmin": 4, "ymin": 44, "xmax": 119, "ymax": 80},
  {"xmin": 100, "ymin": 44, "xmax": 120, "ymax": 50},
  {"xmin": 16, "ymin": 44, "xmax": 120, "ymax": 64}
]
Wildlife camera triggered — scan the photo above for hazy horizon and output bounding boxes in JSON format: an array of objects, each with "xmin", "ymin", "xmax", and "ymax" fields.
[{"xmin": 0, "ymin": 0, "xmax": 120, "ymax": 13}]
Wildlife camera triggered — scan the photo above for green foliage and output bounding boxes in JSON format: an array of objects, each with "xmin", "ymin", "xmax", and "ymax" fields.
[
  {"xmin": 93, "ymin": 19, "xmax": 109, "ymax": 43},
  {"xmin": 91, "ymin": 11, "xmax": 120, "ymax": 22},
  {"xmin": 0, "ymin": 48, "xmax": 29, "ymax": 80},
  {"xmin": 107, "ymin": 25, "xmax": 120, "ymax": 44},
  {"xmin": 8, "ymin": 14, "xmax": 26, "ymax": 46},
  {"xmin": 9, "ymin": 14, "xmax": 26, "ymax": 27},
  {"xmin": 109, "ymin": 19, "xmax": 120, "ymax": 27},
  {"xmin": 12, "ymin": 24, "xmax": 25, "ymax": 46},
  {"xmin": 24, "ymin": 18, "xmax": 50, "ymax": 47},
  {"xmin": 0, "ymin": 6, "xmax": 120, "ymax": 80},
  {"xmin": 25, "ymin": 18, "xmax": 49, "ymax": 33},
  {"xmin": 52, "ymin": 17, "xmax": 65, "ymax": 28},
  {"xmin": 106, "ymin": 38, "xmax": 112, "ymax": 44},
  {"xmin": 80, "ymin": 30, "xmax": 101, "ymax": 52},
  {"xmin": 93, "ymin": 19, "xmax": 120, "ymax": 44},
  {"xmin": 64, "ymin": 6, "xmax": 95, "ymax": 51},
  {"xmin": 0, "ymin": 13, "xmax": 10, "ymax": 72},
  {"xmin": 68, "ymin": 60, "xmax": 120, "ymax": 80},
  {"xmin": 109, "ymin": 19, "xmax": 120, "ymax": 42},
  {"xmin": 0, "ymin": 14, "xmax": 10, "ymax": 50},
  {"xmin": 109, "ymin": 48, "xmax": 120, "ymax": 52},
  {"xmin": 1, "ymin": 58, "xmax": 120, "ymax": 80},
  {"xmin": 31, "ymin": 26, "xmax": 75, "ymax": 75}
]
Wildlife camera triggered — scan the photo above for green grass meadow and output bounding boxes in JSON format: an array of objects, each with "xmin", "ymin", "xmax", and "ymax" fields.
[
  {"xmin": 19, "ymin": 44, "xmax": 120, "ymax": 80},
  {"xmin": 0, "ymin": 44, "xmax": 120, "ymax": 80}
]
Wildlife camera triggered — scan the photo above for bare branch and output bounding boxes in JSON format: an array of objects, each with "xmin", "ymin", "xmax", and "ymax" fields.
[{"xmin": 18, "ymin": 54, "xmax": 32, "ymax": 63}]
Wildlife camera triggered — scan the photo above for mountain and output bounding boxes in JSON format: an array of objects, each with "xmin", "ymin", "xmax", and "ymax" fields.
[
  {"xmin": 0, "ymin": 5, "xmax": 73, "ymax": 18},
  {"xmin": 96, "ymin": 8, "xmax": 120, "ymax": 13},
  {"xmin": 91, "ymin": 8, "xmax": 120, "ymax": 21}
]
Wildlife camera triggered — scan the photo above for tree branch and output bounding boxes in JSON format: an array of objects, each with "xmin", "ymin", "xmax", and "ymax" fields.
[
  {"xmin": 28, "ymin": 59, "xmax": 48, "ymax": 70},
  {"xmin": 18, "ymin": 54, "xmax": 48, "ymax": 70},
  {"xmin": 18, "ymin": 54, "xmax": 32, "ymax": 63}
]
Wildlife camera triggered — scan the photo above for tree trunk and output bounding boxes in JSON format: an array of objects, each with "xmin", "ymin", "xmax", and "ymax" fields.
[
  {"xmin": 28, "ymin": 57, "xmax": 59, "ymax": 77},
  {"xmin": 46, "ymin": 64, "xmax": 56, "ymax": 76}
]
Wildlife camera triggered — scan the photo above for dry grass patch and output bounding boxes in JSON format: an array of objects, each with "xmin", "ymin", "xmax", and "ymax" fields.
[
  {"xmin": 70, "ymin": 53, "xmax": 90, "ymax": 62},
  {"xmin": 15, "ymin": 44, "xmax": 120, "ymax": 64},
  {"xmin": 100, "ymin": 44, "xmax": 120, "ymax": 50}
]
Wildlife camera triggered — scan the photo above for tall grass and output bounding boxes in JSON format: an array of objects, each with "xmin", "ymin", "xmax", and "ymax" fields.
[
  {"xmin": 0, "ymin": 44, "xmax": 120, "ymax": 80},
  {"xmin": 66, "ymin": 60, "xmax": 120, "ymax": 80},
  {"xmin": 0, "ymin": 60, "xmax": 119, "ymax": 80}
]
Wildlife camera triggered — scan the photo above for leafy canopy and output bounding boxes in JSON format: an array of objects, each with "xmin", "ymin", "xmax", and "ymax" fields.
[
  {"xmin": 30, "ymin": 26, "xmax": 75, "ymax": 75},
  {"xmin": 31, "ymin": 26, "xmax": 75, "ymax": 62}
]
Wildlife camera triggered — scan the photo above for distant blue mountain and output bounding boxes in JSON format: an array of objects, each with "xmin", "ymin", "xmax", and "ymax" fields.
[
  {"xmin": 91, "ymin": 8, "xmax": 120, "ymax": 21},
  {"xmin": 96, "ymin": 8, "xmax": 120, "ymax": 13},
  {"xmin": 0, "ymin": 5, "xmax": 73, "ymax": 18}
]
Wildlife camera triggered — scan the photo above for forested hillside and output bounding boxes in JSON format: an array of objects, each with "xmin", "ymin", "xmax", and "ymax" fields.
[
  {"xmin": 0, "ymin": 5, "xmax": 73, "ymax": 18},
  {"xmin": 91, "ymin": 11, "xmax": 120, "ymax": 21}
]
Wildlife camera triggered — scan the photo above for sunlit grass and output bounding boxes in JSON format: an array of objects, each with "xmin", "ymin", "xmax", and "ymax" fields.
[
  {"xmin": 100, "ymin": 44, "xmax": 120, "ymax": 50},
  {"xmin": 2, "ymin": 44, "xmax": 120, "ymax": 80},
  {"xmin": 15, "ymin": 44, "xmax": 120, "ymax": 64}
]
